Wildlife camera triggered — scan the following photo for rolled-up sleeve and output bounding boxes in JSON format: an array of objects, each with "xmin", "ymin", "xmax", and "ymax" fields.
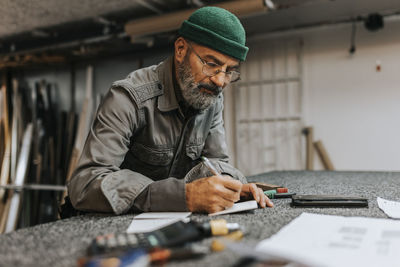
[{"xmin": 133, "ymin": 178, "xmax": 188, "ymax": 212}]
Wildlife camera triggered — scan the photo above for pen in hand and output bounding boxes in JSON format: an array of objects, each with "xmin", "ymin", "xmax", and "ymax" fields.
[
  {"xmin": 201, "ymin": 156, "xmax": 221, "ymax": 177},
  {"xmin": 200, "ymin": 156, "xmax": 246, "ymax": 207}
]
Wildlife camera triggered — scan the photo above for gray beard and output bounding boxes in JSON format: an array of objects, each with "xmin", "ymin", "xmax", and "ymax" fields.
[{"xmin": 177, "ymin": 55, "xmax": 222, "ymax": 110}]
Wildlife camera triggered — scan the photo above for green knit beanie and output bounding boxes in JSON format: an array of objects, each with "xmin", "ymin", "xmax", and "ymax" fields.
[{"xmin": 179, "ymin": 6, "xmax": 249, "ymax": 61}]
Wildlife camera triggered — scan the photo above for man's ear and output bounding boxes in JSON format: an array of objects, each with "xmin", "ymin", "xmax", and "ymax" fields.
[{"xmin": 174, "ymin": 37, "xmax": 188, "ymax": 64}]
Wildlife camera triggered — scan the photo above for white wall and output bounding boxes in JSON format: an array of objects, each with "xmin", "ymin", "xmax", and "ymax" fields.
[
  {"xmin": 230, "ymin": 17, "xmax": 400, "ymax": 172},
  {"xmin": 301, "ymin": 19, "xmax": 400, "ymax": 171}
]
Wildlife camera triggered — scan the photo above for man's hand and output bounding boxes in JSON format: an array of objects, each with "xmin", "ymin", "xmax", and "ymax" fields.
[
  {"xmin": 240, "ymin": 183, "xmax": 274, "ymax": 208},
  {"xmin": 186, "ymin": 175, "xmax": 242, "ymax": 213}
]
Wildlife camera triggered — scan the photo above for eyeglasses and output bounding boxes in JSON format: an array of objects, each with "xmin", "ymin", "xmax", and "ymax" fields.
[{"xmin": 187, "ymin": 42, "xmax": 241, "ymax": 83}]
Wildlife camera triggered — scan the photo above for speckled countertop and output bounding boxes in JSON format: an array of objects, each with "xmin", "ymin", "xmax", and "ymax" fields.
[{"xmin": 1, "ymin": 171, "xmax": 399, "ymax": 267}]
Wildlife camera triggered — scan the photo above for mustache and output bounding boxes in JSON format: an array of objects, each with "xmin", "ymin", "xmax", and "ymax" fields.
[{"xmin": 197, "ymin": 83, "xmax": 223, "ymax": 95}]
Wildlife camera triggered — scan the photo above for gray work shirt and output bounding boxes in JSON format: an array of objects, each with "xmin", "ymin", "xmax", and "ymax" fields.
[{"xmin": 68, "ymin": 57, "xmax": 247, "ymax": 215}]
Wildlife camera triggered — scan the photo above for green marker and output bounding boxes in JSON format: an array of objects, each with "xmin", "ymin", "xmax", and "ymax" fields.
[
  {"xmin": 264, "ymin": 190, "xmax": 296, "ymax": 199},
  {"xmin": 264, "ymin": 190, "xmax": 277, "ymax": 198}
]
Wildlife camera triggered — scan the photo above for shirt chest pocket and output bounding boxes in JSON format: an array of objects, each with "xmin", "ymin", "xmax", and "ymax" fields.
[
  {"xmin": 131, "ymin": 143, "xmax": 174, "ymax": 166},
  {"xmin": 186, "ymin": 141, "xmax": 205, "ymax": 160}
]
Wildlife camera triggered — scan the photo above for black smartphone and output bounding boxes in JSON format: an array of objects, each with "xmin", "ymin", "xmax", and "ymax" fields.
[{"xmin": 291, "ymin": 195, "xmax": 368, "ymax": 208}]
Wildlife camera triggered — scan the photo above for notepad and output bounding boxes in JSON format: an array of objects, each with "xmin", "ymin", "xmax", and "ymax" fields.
[
  {"xmin": 208, "ymin": 200, "xmax": 258, "ymax": 216},
  {"xmin": 127, "ymin": 212, "xmax": 191, "ymax": 233}
]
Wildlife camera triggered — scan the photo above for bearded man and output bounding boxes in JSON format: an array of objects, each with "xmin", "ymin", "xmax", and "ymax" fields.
[{"xmin": 67, "ymin": 6, "xmax": 273, "ymax": 215}]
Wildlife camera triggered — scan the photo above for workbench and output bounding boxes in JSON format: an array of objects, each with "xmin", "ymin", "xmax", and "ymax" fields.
[{"xmin": 1, "ymin": 171, "xmax": 399, "ymax": 267}]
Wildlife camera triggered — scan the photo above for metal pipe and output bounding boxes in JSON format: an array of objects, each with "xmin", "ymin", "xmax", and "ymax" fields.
[
  {"xmin": 0, "ymin": 31, "xmax": 127, "ymax": 58},
  {"xmin": 248, "ymin": 11, "xmax": 400, "ymax": 42},
  {"xmin": 238, "ymin": 116, "xmax": 302, "ymax": 124},
  {"xmin": 136, "ymin": 0, "xmax": 164, "ymax": 14},
  {"xmin": 236, "ymin": 77, "xmax": 300, "ymax": 87}
]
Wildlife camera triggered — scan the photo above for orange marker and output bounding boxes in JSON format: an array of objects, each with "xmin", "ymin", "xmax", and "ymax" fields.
[{"xmin": 277, "ymin": 188, "xmax": 288, "ymax": 193}]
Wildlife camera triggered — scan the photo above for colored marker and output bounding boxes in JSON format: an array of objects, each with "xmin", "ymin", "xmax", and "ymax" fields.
[
  {"xmin": 149, "ymin": 246, "xmax": 207, "ymax": 263},
  {"xmin": 264, "ymin": 190, "xmax": 296, "ymax": 199},
  {"xmin": 277, "ymin": 187, "xmax": 288, "ymax": 193},
  {"xmin": 264, "ymin": 190, "xmax": 277, "ymax": 198}
]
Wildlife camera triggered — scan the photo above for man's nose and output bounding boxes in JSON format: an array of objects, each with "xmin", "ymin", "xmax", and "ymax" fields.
[{"xmin": 210, "ymin": 72, "xmax": 226, "ymax": 88}]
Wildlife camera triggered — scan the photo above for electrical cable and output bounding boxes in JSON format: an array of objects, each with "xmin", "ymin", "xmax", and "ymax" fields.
[{"xmin": 349, "ymin": 19, "xmax": 357, "ymax": 54}]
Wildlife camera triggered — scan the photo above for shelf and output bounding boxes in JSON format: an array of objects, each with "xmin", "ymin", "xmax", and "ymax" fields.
[{"xmin": 0, "ymin": 184, "xmax": 66, "ymax": 191}]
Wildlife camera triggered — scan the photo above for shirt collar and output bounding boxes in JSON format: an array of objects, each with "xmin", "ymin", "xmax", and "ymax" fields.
[
  {"xmin": 156, "ymin": 56, "xmax": 205, "ymax": 115},
  {"xmin": 157, "ymin": 56, "xmax": 179, "ymax": 112}
]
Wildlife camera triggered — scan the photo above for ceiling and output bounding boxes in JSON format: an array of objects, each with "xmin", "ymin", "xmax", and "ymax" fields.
[
  {"xmin": 1, "ymin": 0, "xmax": 400, "ymax": 67},
  {"xmin": 243, "ymin": 0, "xmax": 400, "ymax": 36},
  {"xmin": 0, "ymin": 0, "xmax": 202, "ymax": 37}
]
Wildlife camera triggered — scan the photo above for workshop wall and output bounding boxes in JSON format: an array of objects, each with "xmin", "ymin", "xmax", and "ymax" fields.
[
  {"xmin": 301, "ymin": 18, "xmax": 400, "ymax": 171},
  {"xmin": 21, "ymin": 51, "xmax": 168, "ymax": 112},
  {"xmin": 18, "ymin": 18, "xmax": 400, "ymax": 172},
  {"xmin": 224, "ymin": 18, "xmax": 400, "ymax": 172}
]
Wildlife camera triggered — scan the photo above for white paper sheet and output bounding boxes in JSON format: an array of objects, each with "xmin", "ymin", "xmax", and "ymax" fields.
[
  {"xmin": 127, "ymin": 212, "xmax": 191, "ymax": 233},
  {"xmin": 127, "ymin": 218, "xmax": 182, "ymax": 233},
  {"xmin": 257, "ymin": 213, "xmax": 400, "ymax": 267},
  {"xmin": 377, "ymin": 197, "xmax": 400, "ymax": 219},
  {"xmin": 134, "ymin": 212, "xmax": 192, "ymax": 219},
  {"xmin": 208, "ymin": 200, "xmax": 258, "ymax": 216}
]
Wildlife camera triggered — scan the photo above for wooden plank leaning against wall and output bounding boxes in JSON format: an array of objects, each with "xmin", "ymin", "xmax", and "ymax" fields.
[{"xmin": 0, "ymin": 73, "xmax": 12, "ymax": 232}]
